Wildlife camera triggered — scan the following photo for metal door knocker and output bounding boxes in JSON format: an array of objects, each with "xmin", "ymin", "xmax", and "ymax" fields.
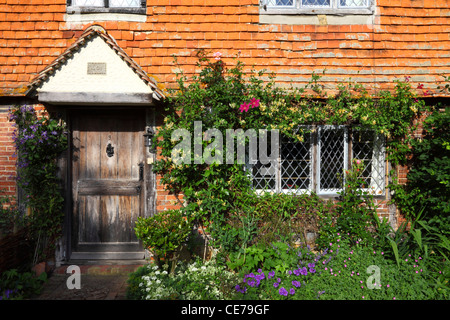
[{"xmin": 106, "ymin": 143, "xmax": 114, "ymax": 157}]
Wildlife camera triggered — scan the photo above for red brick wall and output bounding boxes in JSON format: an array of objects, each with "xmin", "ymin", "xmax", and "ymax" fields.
[{"xmin": 0, "ymin": 109, "xmax": 16, "ymax": 197}]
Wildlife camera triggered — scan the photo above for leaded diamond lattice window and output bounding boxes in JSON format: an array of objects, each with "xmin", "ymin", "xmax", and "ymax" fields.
[
  {"xmin": 351, "ymin": 129, "xmax": 385, "ymax": 194},
  {"xmin": 264, "ymin": 0, "xmax": 372, "ymax": 11},
  {"xmin": 267, "ymin": 0, "xmax": 295, "ymax": 7},
  {"xmin": 280, "ymin": 129, "xmax": 312, "ymax": 192},
  {"xmin": 67, "ymin": 0, "xmax": 146, "ymax": 14},
  {"xmin": 249, "ymin": 125, "xmax": 385, "ymax": 196}
]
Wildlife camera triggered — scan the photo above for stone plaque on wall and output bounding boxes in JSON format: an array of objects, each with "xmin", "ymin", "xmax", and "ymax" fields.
[{"xmin": 87, "ymin": 62, "xmax": 107, "ymax": 75}]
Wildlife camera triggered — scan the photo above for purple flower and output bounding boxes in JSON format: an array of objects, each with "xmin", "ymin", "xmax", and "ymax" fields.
[
  {"xmin": 273, "ymin": 282, "xmax": 279, "ymax": 288},
  {"xmin": 235, "ymin": 285, "xmax": 247, "ymax": 294},
  {"xmin": 289, "ymin": 288, "xmax": 295, "ymax": 295},
  {"xmin": 246, "ymin": 278, "xmax": 257, "ymax": 287},
  {"xmin": 268, "ymin": 270, "xmax": 275, "ymax": 279},
  {"xmin": 279, "ymin": 287, "xmax": 288, "ymax": 296},
  {"xmin": 292, "ymin": 280, "xmax": 301, "ymax": 288}
]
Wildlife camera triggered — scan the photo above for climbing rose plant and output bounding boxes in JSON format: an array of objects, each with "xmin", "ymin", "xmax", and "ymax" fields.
[{"xmin": 153, "ymin": 51, "xmax": 429, "ymax": 253}]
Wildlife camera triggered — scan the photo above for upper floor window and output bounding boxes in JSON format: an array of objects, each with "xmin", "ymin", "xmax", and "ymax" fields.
[
  {"xmin": 262, "ymin": 0, "xmax": 374, "ymax": 14},
  {"xmin": 67, "ymin": 0, "xmax": 146, "ymax": 14}
]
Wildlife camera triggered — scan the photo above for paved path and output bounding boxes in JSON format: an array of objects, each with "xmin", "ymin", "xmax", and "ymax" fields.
[{"xmin": 31, "ymin": 262, "xmax": 145, "ymax": 300}]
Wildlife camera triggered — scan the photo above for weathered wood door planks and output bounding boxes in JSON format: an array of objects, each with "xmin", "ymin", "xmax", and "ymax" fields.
[{"xmin": 71, "ymin": 110, "xmax": 146, "ymax": 259}]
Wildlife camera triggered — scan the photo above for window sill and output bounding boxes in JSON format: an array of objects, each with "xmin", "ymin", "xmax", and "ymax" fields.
[
  {"xmin": 259, "ymin": 7, "xmax": 376, "ymax": 25},
  {"xmin": 262, "ymin": 7, "xmax": 373, "ymax": 15},
  {"xmin": 67, "ymin": 6, "xmax": 146, "ymax": 15},
  {"xmin": 65, "ymin": 11, "xmax": 147, "ymax": 23}
]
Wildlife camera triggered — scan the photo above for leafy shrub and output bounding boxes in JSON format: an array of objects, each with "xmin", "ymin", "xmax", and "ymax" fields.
[
  {"xmin": 376, "ymin": 213, "xmax": 450, "ymax": 288},
  {"xmin": 403, "ymin": 107, "xmax": 450, "ymax": 219},
  {"xmin": 237, "ymin": 192, "xmax": 332, "ymax": 247},
  {"xmin": 316, "ymin": 159, "xmax": 379, "ymax": 248},
  {"xmin": 127, "ymin": 257, "xmax": 239, "ymax": 300},
  {"xmin": 135, "ymin": 209, "xmax": 192, "ymax": 273},
  {"xmin": 0, "ymin": 269, "xmax": 47, "ymax": 300},
  {"xmin": 0, "ymin": 192, "xmax": 27, "ymax": 237}
]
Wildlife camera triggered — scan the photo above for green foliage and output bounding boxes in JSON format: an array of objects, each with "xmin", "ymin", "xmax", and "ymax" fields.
[
  {"xmin": 154, "ymin": 52, "xmax": 429, "ymax": 257},
  {"xmin": 8, "ymin": 105, "xmax": 68, "ymax": 263},
  {"xmin": 135, "ymin": 209, "xmax": 192, "ymax": 274},
  {"xmin": 316, "ymin": 159, "xmax": 379, "ymax": 248},
  {"xmin": 335, "ymin": 160, "xmax": 378, "ymax": 245},
  {"xmin": 227, "ymin": 241, "xmax": 301, "ymax": 274},
  {"xmin": 379, "ymin": 214, "xmax": 450, "ymax": 277},
  {"xmin": 401, "ymin": 107, "xmax": 449, "ymax": 219},
  {"xmin": 0, "ymin": 191, "xmax": 27, "ymax": 236},
  {"xmin": 126, "ymin": 257, "xmax": 239, "ymax": 300},
  {"xmin": 233, "ymin": 234, "xmax": 447, "ymax": 300},
  {"xmin": 0, "ymin": 268, "xmax": 47, "ymax": 300}
]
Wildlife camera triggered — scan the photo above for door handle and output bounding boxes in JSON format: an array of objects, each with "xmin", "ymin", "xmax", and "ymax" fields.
[{"xmin": 139, "ymin": 163, "xmax": 144, "ymax": 181}]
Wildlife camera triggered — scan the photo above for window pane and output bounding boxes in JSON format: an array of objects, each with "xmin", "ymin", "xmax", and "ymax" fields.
[
  {"xmin": 267, "ymin": 0, "xmax": 295, "ymax": 7},
  {"xmin": 352, "ymin": 130, "xmax": 385, "ymax": 194},
  {"xmin": 72, "ymin": 0, "xmax": 104, "ymax": 6},
  {"xmin": 318, "ymin": 126, "xmax": 347, "ymax": 193},
  {"xmin": 109, "ymin": 0, "xmax": 141, "ymax": 7},
  {"xmin": 249, "ymin": 130, "xmax": 278, "ymax": 192},
  {"xmin": 251, "ymin": 162, "xmax": 277, "ymax": 191},
  {"xmin": 340, "ymin": 0, "xmax": 368, "ymax": 7},
  {"xmin": 301, "ymin": 0, "xmax": 331, "ymax": 7},
  {"xmin": 281, "ymin": 131, "xmax": 311, "ymax": 191}
]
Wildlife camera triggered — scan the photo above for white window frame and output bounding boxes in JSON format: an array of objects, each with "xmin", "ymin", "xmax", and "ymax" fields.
[
  {"xmin": 261, "ymin": 0, "xmax": 375, "ymax": 15},
  {"xmin": 249, "ymin": 125, "xmax": 385, "ymax": 197},
  {"xmin": 66, "ymin": 0, "xmax": 146, "ymax": 15},
  {"xmin": 316, "ymin": 125, "xmax": 348, "ymax": 195}
]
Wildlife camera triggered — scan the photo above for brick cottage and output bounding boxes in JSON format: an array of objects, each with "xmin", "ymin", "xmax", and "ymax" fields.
[{"xmin": 0, "ymin": 0, "xmax": 448, "ymax": 263}]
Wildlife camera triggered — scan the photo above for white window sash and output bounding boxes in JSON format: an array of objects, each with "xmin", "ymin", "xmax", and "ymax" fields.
[{"xmin": 316, "ymin": 125, "xmax": 348, "ymax": 195}]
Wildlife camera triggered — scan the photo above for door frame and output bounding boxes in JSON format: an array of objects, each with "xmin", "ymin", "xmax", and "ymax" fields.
[{"xmin": 64, "ymin": 106, "xmax": 156, "ymax": 261}]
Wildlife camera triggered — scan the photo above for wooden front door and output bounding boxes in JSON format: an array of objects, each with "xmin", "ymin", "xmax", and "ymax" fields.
[{"xmin": 71, "ymin": 110, "xmax": 146, "ymax": 259}]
